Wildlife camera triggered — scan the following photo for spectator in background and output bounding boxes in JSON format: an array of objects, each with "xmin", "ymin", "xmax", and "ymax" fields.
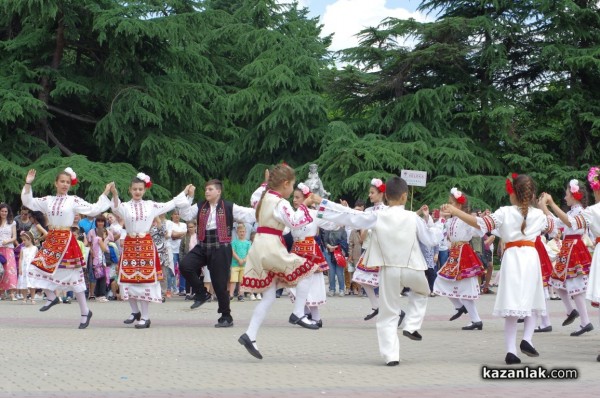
[
  {"xmin": 0, "ymin": 203, "xmax": 18, "ymax": 300},
  {"xmin": 346, "ymin": 200, "xmax": 366, "ymax": 295},
  {"xmin": 87, "ymin": 215, "xmax": 113, "ymax": 303},
  {"xmin": 417, "ymin": 206, "xmax": 439, "ymax": 294},
  {"xmin": 230, "ymin": 224, "xmax": 251, "ymax": 301},
  {"xmin": 150, "ymin": 215, "xmax": 171, "ymax": 302},
  {"xmin": 79, "ymin": 214, "xmax": 95, "ymax": 234},
  {"xmin": 17, "ymin": 231, "xmax": 38, "ymax": 304},
  {"xmin": 166, "ymin": 209, "xmax": 187, "ymax": 296},
  {"xmin": 14, "ymin": 206, "xmax": 32, "ymax": 242},
  {"xmin": 180, "ymin": 221, "xmax": 198, "ymax": 298},
  {"xmin": 29, "ymin": 211, "xmax": 48, "ymax": 248},
  {"xmin": 321, "ymin": 227, "xmax": 348, "ymax": 297}
]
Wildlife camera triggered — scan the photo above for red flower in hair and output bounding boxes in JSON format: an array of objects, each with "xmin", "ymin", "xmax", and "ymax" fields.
[
  {"xmin": 456, "ymin": 195, "xmax": 466, "ymax": 205},
  {"xmin": 505, "ymin": 173, "xmax": 518, "ymax": 195},
  {"xmin": 572, "ymin": 191, "xmax": 583, "ymax": 201}
]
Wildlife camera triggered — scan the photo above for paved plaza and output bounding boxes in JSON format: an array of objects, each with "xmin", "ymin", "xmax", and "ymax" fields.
[{"xmin": 0, "ymin": 289, "xmax": 599, "ymax": 398}]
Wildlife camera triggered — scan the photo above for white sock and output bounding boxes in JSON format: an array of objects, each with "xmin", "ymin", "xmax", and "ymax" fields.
[
  {"xmin": 310, "ymin": 306, "xmax": 320, "ymax": 321},
  {"xmin": 538, "ymin": 310, "xmax": 551, "ymax": 328},
  {"xmin": 139, "ymin": 301, "xmax": 149, "ymax": 324},
  {"xmin": 556, "ymin": 289, "xmax": 574, "ymax": 313},
  {"xmin": 74, "ymin": 291, "xmax": 89, "ymax": 323},
  {"xmin": 449, "ymin": 297, "xmax": 463, "ymax": 310},
  {"xmin": 43, "ymin": 289, "xmax": 56, "ymax": 305},
  {"xmin": 245, "ymin": 285, "xmax": 277, "ymax": 341},
  {"xmin": 128, "ymin": 299, "xmax": 140, "ymax": 319},
  {"xmin": 572, "ymin": 293, "xmax": 590, "ymax": 326},
  {"xmin": 504, "ymin": 316, "xmax": 518, "ymax": 354},
  {"xmin": 523, "ymin": 315, "xmax": 536, "ymax": 345},
  {"xmin": 292, "ymin": 278, "xmax": 312, "ymax": 317},
  {"xmin": 363, "ymin": 285, "xmax": 379, "ymax": 309},
  {"xmin": 462, "ymin": 299, "xmax": 481, "ymax": 323}
]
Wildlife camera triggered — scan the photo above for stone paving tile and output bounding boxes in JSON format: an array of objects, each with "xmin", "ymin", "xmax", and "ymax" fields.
[{"xmin": 0, "ymin": 291, "xmax": 598, "ymax": 398}]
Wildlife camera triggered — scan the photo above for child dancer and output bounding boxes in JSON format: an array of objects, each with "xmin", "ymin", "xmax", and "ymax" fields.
[
  {"xmin": 288, "ymin": 183, "xmax": 340, "ymax": 328},
  {"xmin": 443, "ymin": 174, "xmax": 552, "ymax": 364},
  {"xmin": 584, "ymin": 166, "xmax": 600, "ymax": 361},
  {"xmin": 21, "ymin": 168, "xmax": 113, "ymax": 328},
  {"xmin": 315, "ymin": 176, "xmax": 441, "ymax": 365},
  {"xmin": 111, "ymin": 173, "xmax": 189, "ymax": 328},
  {"xmin": 238, "ymin": 164, "xmax": 321, "ymax": 360},
  {"xmin": 433, "ymin": 188, "xmax": 486, "ymax": 330},
  {"xmin": 17, "ymin": 231, "xmax": 38, "ymax": 303},
  {"xmin": 533, "ymin": 235, "xmax": 554, "ymax": 332},
  {"xmin": 540, "ymin": 179, "xmax": 593, "ymax": 336}
]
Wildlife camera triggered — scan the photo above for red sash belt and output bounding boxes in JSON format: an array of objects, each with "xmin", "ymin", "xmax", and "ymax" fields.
[
  {"xmin": 256, "ymin": 227, "xmax": 283, "ymax": 236},
  {"xmin": 564, "ymin": 234, "xmax": 582, "ymax": 240},
  {"xmin": 505, "ymin": 240, "xmax": 535, "ymax": 250}
]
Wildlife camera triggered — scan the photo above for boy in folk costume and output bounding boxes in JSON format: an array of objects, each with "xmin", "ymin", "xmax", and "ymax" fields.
[
  {"xmin": 177, "ymin": 179, "xmax": 257, "ymax": 328},
  {"xmin": 539, "ymin": 179, "xmax": 593, "ymax": 336},
  {"xmin": 314, "ymin": 176, "xmax": 442, "ymax": 366}
]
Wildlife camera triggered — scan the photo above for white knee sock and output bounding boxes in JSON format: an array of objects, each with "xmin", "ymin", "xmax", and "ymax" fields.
[
  {"xmin": 449, "ymin": 297, "xmax": 463, "ymax": 310},
  {"xmin": 293, "ymin": 278, "xmax": 312, "ymax": 317},
  {"xmin": 556, "ymin": 289, "xmax": 574, "ymax": 313},
  {"xmin": 139, "ymin": 301, "xmax": 149, "ymax": 323},
  {"xmin": 363, "ymin": 285, "xmax": 379, "ymax": 309},
  {"xmin": 129, "ymin": 298, "xmax": 140, "ymax": 314},
  {"xmin": 504, "ymin": 316, "xmax": 518, "ymax": 354},
  {"xmin": 43, "ymin": 289, "xmax": 56, "ymax": 305},
  {"xmin": 538, "ymin": 310, "xmax": 551, "ymax": 328},
  {"xmin": 462, "ymin": 300, "xmax": 481, "ymax": 323},
  {"xmin": 74, "ymin": 291, "xmax": 89, "ymax": 322},
  {"xmin": 572, "ymin": 293, "xmax": 590, "ymax": 326},
  {"xmin": 246, "ymin": 285, "xmax": 277, "ymax": 341},
  {"xmin": 310, "ymin": 306, "xmax": 320, "ymax": 321},
  {"xmin": 523, "ymin": 315, "xmax": 536, "ymax": 345}
]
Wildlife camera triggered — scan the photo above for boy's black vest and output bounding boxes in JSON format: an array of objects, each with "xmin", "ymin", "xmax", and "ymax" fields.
[{"xmin": 196, "ymin": 200, "xmax": 234, "ymax": 244}]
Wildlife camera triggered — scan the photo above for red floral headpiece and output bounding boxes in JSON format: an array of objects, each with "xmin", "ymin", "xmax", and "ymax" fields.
[
  {"xmin": 371, "ymin": 178, "xmax": 386, "ymax": 193},
  {"xmin": 297, "ymin": 182, "xmax": 310, "ymax": 197},
  {"xmin": 450, "ymin": 187, "xmax": 466, "ymax": 205},
  {"xmin": 569, "ymin": 179, "xmax": 583, "ymax": 201},
  {"xmin": 136, "ymin": 172, "xmax": 152, "ymax": 189},
  {"xmin": 64, "ymin": 167, "xmax": 78, "ymax": 186},
  {"xmin": 505, "ymin": 173, "xmax": 518, "ymax": 195}
]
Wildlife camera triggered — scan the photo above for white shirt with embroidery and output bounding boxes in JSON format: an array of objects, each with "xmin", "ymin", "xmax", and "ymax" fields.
[{"xmin": 112, "ymin": 191, "xmax": 187, "ymax": 234}]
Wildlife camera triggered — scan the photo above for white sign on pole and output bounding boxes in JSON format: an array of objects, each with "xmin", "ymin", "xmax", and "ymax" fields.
[{"xmin": 401, "ymin": 169, "xmax": 427, "ymax": 187}]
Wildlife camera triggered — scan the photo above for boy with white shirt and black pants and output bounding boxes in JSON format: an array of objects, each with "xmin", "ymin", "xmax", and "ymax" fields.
[{"xmin": 315, "ymin": 176, "xmax": 442, "ymax": 366}]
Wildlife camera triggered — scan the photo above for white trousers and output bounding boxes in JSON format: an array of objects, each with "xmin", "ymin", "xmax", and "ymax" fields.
[{"xmin": 376, "ymin": 266, "xmax": 429, "ymax": 363}]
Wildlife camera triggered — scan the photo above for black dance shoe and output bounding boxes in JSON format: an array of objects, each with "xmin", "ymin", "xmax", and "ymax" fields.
[
  {"xmin": 596, "ymin": 354, "xmax": 600, "ymax": 362},
  {"xmin": 570, "ymin": 322, "xmax": 594, "ymax": 337},
  {"xmin": 449, "ymin": 305, "xmax": 467, "ymax": 321},
  {"xmin": 398, "ymin": 310, "xmax": 406, "ymax": 327},
  {"xmin": 562, "ymin": 309, "xmax": 579, "ymax": 326},
  {"xmin": 39, "ymin": 297, "xmax": 60, "ymax": 312},
  {"xmin": 190, "ymin": 292, "xmax": 212, "ymax": 309},
  {"xmin": 517, "ymin": 318, "xmax": 525, "ymax": 323},
  {"xmin": 386, "ymin": 361, "xmax": 399, "ymax": 366},
  {"xmin": 519, "ymin": 340, "xmax": 539, "ymax": 357},
  {"xmin": 214, "ymin": 316, "xmax": 234, "ymax": 328},
  {"xmin": 402, "ymin": 330, "xmax": 422, "ymax": 341},
  {"xmin": 534, "ymin": 325, "xmax": 552, "ymax": 333},
  {"xmin": 78, "ymin": 310, "xmax": 93, "ymax": 329},
  {"xmin": 364, "ymin": 308, "xmax": 379, "ymax": 321},
  {"xmin": 462, "ymin": 321, "xmax": 483, "ymax": 330},
  {"xmin": 134, "ymin": 319, "xmax": 151, "ymax": 329},
  {"xmin": 123, "ymin": 312, "xmax": 141, "ymax": 324},
  {"xmin": 316, "ymin": 319, "xmax": 323, "ymax": 328},
  {"xmin": 505, "ymin": 352, "xmax": 521, "ymax": 365},
  {"xmin": 238, "ymin": 333, "xmax": 263, "ymax": 359},
  {"xmin": 289, "ymin": 313, "xmax": 319, "ymax": 330}
]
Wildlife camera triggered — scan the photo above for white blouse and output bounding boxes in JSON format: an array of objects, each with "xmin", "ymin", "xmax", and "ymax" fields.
[
  {"xmin": 291, "ymin": 209, "xmax": 339, "ymax": 240},
  {"xmin": 112, "ymin": 191, "xmax": 187, "ymax": 235},
  {"xmin": 21, "ymin": 189, "xmax": 111, "ymax": 228},
  {"xmin": 0, "ymin": 221, "xmax": 16, "ymax": 248},
  {"xmin": 582, "ymin": 203, "xmax": 600, "ymax": 238},
  {"xmin": 556, "ymin": 204, "xmax": 586, "ymax": 236},
  {"xmin": 446, "ymin": 216, "xmax": 484, "ymax": 242},
  {"xmin": 476, "ymin": 206, "xmax": 551, "ymax": 242},
  {"xmin": 177, "ymin": 192, "xmax": 257, "ymax": 228}
]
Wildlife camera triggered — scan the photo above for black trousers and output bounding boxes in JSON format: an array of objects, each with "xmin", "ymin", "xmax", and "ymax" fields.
[{"xmin": 180, "ymin": 243, "xmax": 232, "ymax": 318}]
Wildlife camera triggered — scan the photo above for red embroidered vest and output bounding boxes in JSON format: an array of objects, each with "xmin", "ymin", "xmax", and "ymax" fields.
[{"xmin": 197, "ymin": 200, "xmax": 233, "ymax": 243}]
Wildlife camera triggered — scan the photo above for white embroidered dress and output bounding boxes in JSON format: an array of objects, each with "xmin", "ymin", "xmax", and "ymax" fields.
[
  {"xmin": 476, "ymin": 206, "xmax": 551, "ymax": 317},
  {"xmin": 583, "ymin": 203, "xmax": 600, "ymax": 302},
  {"xmin": 21, "ymin": 189, "xmax": 111, "ymax": 292},
  {"xmin": 112, "ymin": 192, "xmax": 186, "ymax": 303}
]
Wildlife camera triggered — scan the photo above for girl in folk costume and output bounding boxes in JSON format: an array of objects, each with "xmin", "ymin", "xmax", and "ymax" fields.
[
  {"xmin": 21, "ymin": 168, "xmax": 114, "ymax": 328},
  {"xmin": 443, "ymin": 175, "xmax": 553, "ymax": 364},
  {"xmin": 238, "ymin": 164, "xmax": 322, "ymax": 360},
  {"xmin": 433, "ymin": 188, "xmax": 486, "ymax": 330},
  {"xmin": 539, "ymin": 179, "xmax": 594, "ymax": 337},
  {"xmin": 111, "ymin": 173, "xmax": 189, "ymax": 328},
  {"xmin": 17, "ymin": 231, "xmax": 38, "ymax": 303},
  {"xmin": 287, "ymin": 183, "xmax": 340, "ymax": 328},
  {"xmin": 353, "ymin": 180, "xmax": 388, "ymax": 320},
  {"xmin": 583, "ymin": 167, "xmax": 600, "ymax": 361}
]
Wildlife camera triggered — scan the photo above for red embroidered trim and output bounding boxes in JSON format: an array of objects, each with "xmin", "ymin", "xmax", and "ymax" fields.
[
  {"xmin": 197, "ymin": 201, "xmax": 231, "ymax": 243},
  {"xmin": 482, "ymin": 215, "xmax": 495, "ymax": 232}
]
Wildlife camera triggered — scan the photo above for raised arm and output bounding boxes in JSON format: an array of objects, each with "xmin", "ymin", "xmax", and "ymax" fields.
[
  {"xmin": 441, "ymin": 203, "xmax": 480, "ymax": 230},
  {"xmin": 21, "ymin": 169, "xmax": 47, "ymax": 212},
  {"xmin": 151, "ymin": 190, "xmax": 188, "ymax": 219},
  {"xmin": 73, "ymin": 182, "xmax": 113, "ymax": 217},
  {"xmin": 415, "ymin": 212, "xmax": 443, "ymax": 247},
  {"xmin": 175, "ymin": 185, "xmax": 198, "ymax": 221}
]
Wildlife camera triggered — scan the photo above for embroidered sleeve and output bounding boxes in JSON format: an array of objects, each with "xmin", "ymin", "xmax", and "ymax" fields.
[
  {"xmin": 250, "ymin": 184, "xmax": 267, "ymax": 209},
  {"xmin": 569, "ymin": 214, "xmax": 587, "ymax": 231},
  {"xmin": 233, "ymin": 204, "xmax": 257, "ymax": 224},
  {"xmin": 476, "ymin": 208, "xmax": 503, "ymax": 234},
  {"xmin": 543, "ymin": 215, "xmax": 555, "ymax": 235},
  {"xmin": 20, "ymin": 188, "xmax": 47, "ymax": 213},
  {"xmin": 73, "ymin": 194, "xmax": 111, "ymax": 216},
  {"xmin": 316, "ymin": 199, "xmax": 377, "ymax": 229},
  {"xmin": 274, "ymin": 201, "xmax": 313, "ymax": 229}
]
